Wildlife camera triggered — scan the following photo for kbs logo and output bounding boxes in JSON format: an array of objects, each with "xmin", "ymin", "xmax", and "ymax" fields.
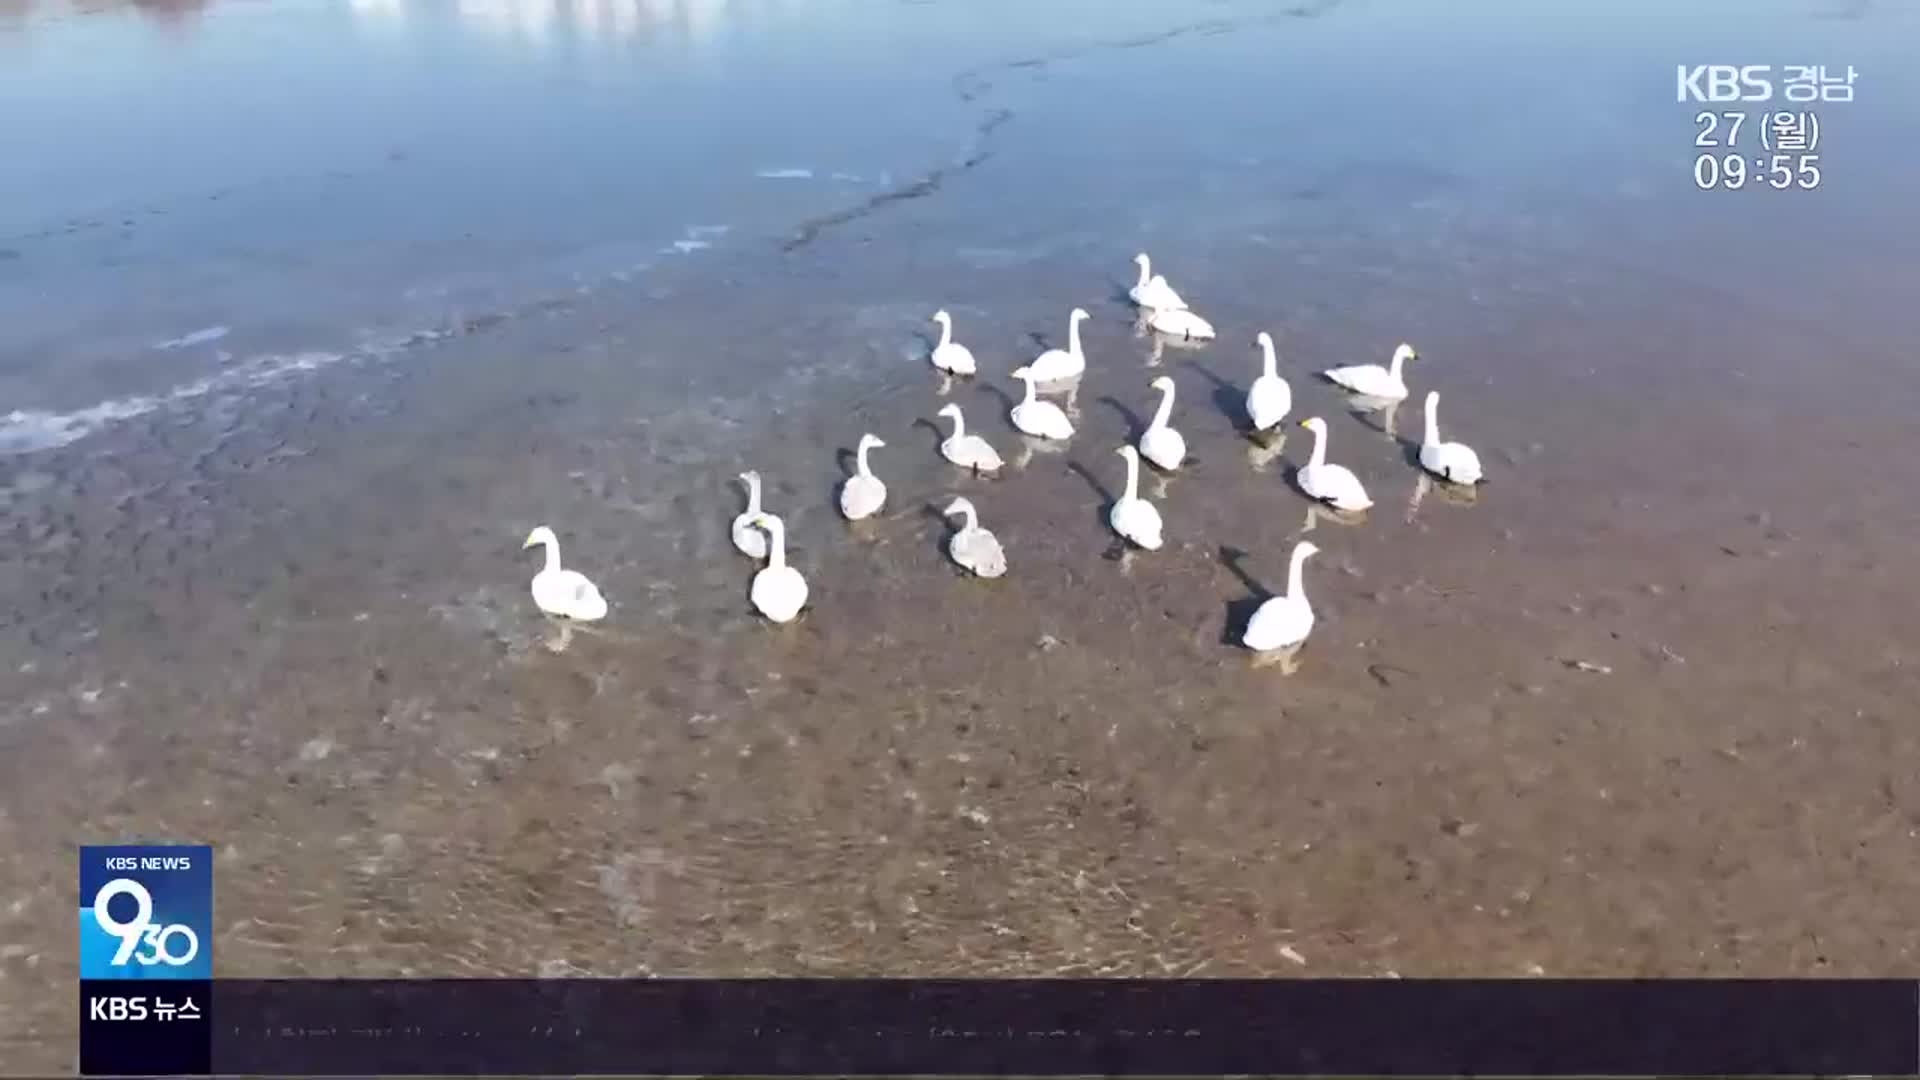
[
  {"xmin": 1677, "ymin": 65, "xmax": 1773, "ymax": 103},
  {"xmin": 89, "ymin": 995, "xmax": 151, "ymax": 1021},
  {"xmin": 92, "ymin": 879, "xmax": 199, "ymax": 967},
  {"xmin": 79, "ymin": 844, "xmax": 213, "ymax": 980}
]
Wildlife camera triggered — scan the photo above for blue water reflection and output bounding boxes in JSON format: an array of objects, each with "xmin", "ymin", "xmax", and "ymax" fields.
[{"xmin": 2, "ymin": 0, "xmax": 1916, "ymax": 414}]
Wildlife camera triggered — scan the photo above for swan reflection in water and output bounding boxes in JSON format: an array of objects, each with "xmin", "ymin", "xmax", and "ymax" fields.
[
  {"xmin": 1028, "ymin": 374, "xmax": 1081, "ymax": 421},
  {"xmin": 1406, "ymin": 470, "xmax": 1481, "ymax": 522},
  {"xmin": 1138, "ymin": 314, "xmax": 1211, "ymax": 368},
  {"xmin": 1298, "ymin": 501, "xmax": 1367, "ymax": 535},
  {"xmin": 1246, "ymin": 431, "xmax": 1287, "ymax": 472},
  {"xmin": 1011, "ymin": 432, "xmax": 1068, "ymax": 470},
  {"xmin": 1249, "ymin": 642, "xmax": 1306, "ymax": 673},
  {"xmin": 1344, "ymin": 391, "xmax": 1403, "ymax": 440},
  {"xmin": 541, "ymin": 620, "xmax": 577, "ymax": 653}
]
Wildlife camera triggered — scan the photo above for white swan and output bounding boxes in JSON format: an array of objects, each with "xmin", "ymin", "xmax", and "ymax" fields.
[
  {"xmin": 1146, "ymin": 307, "xmax": 1215, "ymax": 341},
  {"xmin": 1419, "ymin": 390, "xmax": 1484, "ymax": 485},
  {"xmin": 1109, "ymin": 445, "xmax": 1164, "ymax": 550},
  {"xmin": 1296, "ymin": 417, "xmax": 1374, "ymax": 511},
  {"xmin": 1027, "ymin": 307, "xmax": 1089, "ymax": 382},
  {"xmin": 1139, "ymin": 375, "xmax": 1187, "ymax": 472},
  {"xmin": 747, "ymin": 513, "xmax": 808, "ymax": 623},
  {"xmin": 943, "ymin": 496, "xmax": 1008, "ymax": 578},
  {"xmin": 1323, "ymin": 342, "xmax": 1415, "ymax": 400},
  {"xmin": 1247, "ymin": 331, "xmax": 1292, "ymax": 432},
  {"xmin": 1008, "ymin": 366, "xmax": 1074, "ymax": 440},
  {"xmin": 840, "ymin": 434, "xmax": 888, "ymax": 520},
  {"xmin": 929, "ymin": 310, "xmax": 977, "ymax": 376},
  {"xmin": 731, "ymin": 471, "xmax": 769, "ymax": 558},
  {"xmin": 936, "ymin": 403, "xmax": 1004, "ymax": 473},
  {"xmin": 1243, "ymin": 540, "xmax": 1319, "ymax": 653},
  {"xmin": 523, "ymin": 526, "xmax": 609, "ymax": 621},
  {"xmin": 1128, "ymin": 253, "xmax": 1188, "ymax": 311}
]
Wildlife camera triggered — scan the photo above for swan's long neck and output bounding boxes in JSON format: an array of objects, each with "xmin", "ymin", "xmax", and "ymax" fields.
[
  {"xmin": 1019, "ymin": 374, "xmax": 1037, "ymax": 405},
  {"xmin": 1388, "ymin": 349, "xmax": 1408, "ymax": 381},
  {"xmin": 1134, "ymin": 258, "xmax": 1150, "ymax": 289},
  {"xmin": 1260, "ymin": 339, "xmax": 1277, "ymax": 379},
  {"xmin": 1068, "ymin": 315, "xmax": 1083, "ymax": 357},
  {"xmin": 1307, "ymin": 425, "xmax": 1327, "ymax": 469},
  {"xmin": 764, "ymin": 519, "xmax": 786, "ymax": 570},
  {"xmin": 946, "ymin": 410, "xmax": 965, "ymax": 439},
  {"xmin": 1286, "ymin": 546, "xmax": 1311, "ymax": 601},
  {"xmin": 746, "ymin": 475, "xmax": 761, "ymax": 513},
  {"xmin": 957, "ymin": 502, "xmax": 978, "ymax": 532},
  {"xmin": 936, "ymin": 317, "xmax": 952, "ymax": 349},
  {"xmin": 856, "ymin": 441, "xmax": 874, "ymax": 477},
  {"xmin": 1149, "ymin": 383, "xmax": 1175, "ymax": 431},
  {"xmin": 539, "ymin": 538, "xmax": 560, "ymax": 574},
  {"xmin": 1122, "ymin": 452, "xmax": 1140, "ymax": 501},
  {"xmin": 1422, "ymin": 395, "xmax": 1440, "ymax": 448}
]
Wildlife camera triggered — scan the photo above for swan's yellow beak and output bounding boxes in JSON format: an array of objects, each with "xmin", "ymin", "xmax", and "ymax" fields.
[{"xmin": 522, "ymin": 536, "xmax": 537, "ymax": 549}]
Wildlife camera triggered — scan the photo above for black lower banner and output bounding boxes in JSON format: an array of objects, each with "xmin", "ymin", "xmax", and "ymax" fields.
[
  {"xmin": 80, "ymin": 979, "xmax": 212, "ymax": 1076},
  {"xmin": 199, "ymin": 978, "xmax": 1917, "ymax": 1075}
]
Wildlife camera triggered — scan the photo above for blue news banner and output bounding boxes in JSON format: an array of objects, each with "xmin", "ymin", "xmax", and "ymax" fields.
[
  {"xmin": 77, "ymin": 845, "xmax": 1920, "ymax": 1076},
  {"xmin": 78, "ymin": 844, "xmax": 213, "ymax": 1076}
]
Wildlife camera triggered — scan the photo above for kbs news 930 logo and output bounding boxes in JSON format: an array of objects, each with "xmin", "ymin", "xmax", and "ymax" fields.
[{"xmin": 79, "ymin": 845, "xmax": 213, "ymax": 980}]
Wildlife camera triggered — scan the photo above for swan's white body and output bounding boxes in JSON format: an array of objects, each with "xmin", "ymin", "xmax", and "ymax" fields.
[
  {"xmin": 1139, "ymin": 376, "xmax": 1187, "ymax": 472},
  {"xmin": 1418, "ymin": 391, "xmax": 1483, "ymax": 485},
  {"xmin": 1243, "ymin": 541, "xmax": 1319, "ymax": 652},
  {"xmin": 731, "ymin": 471, "xmax": 769, "ymax": 558},
  {"xmin": 1247, "ymin": 332, "xmax": 1292, "ymax": 432},
  {"xmin": 929, "ymin": 310, "xmax": 977, "ymax": 376},
  {"xmin": 936, "ymin": 403, "xmax": 1004, "ymax": 473},
  {"xmin": 524, "ymin": 526, "xmax": 608, "ymax": 621},
  {"xmin": 1297, "ymin": 417, "xmax": 1373, "ymax": 511},
  {"xmin": 748, "ymin": 513, "xmax": 808, "ymax": 623},
  {"xmin": 840, "ymin": 434, "xmax": 889, "ymax": 519},
  {"xmin": 1027, "ymin": 308, "xmax": 1089, "ymax": 382},
  {"xmin": 1009, "ymin": 367, "xmax": 1074, "ymax": 440},
  {"xmin": 1146, "ymin": 307, "xmax": 1215, "ymax": 341},
  {"xmin": 1128, "ymin": 253, "xmax": 1188, "ymax": 311},
  {"xmin": 1109, "ymin": 445, "xmax": 1164, "ymax": 550},
  {"xmin": 1323, "ymin": 343, "xmax": 1415, "ymax": 401},
  {"xmin": 943, "ymin": 497, "xmax": 1007, "ymax": 578}
]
